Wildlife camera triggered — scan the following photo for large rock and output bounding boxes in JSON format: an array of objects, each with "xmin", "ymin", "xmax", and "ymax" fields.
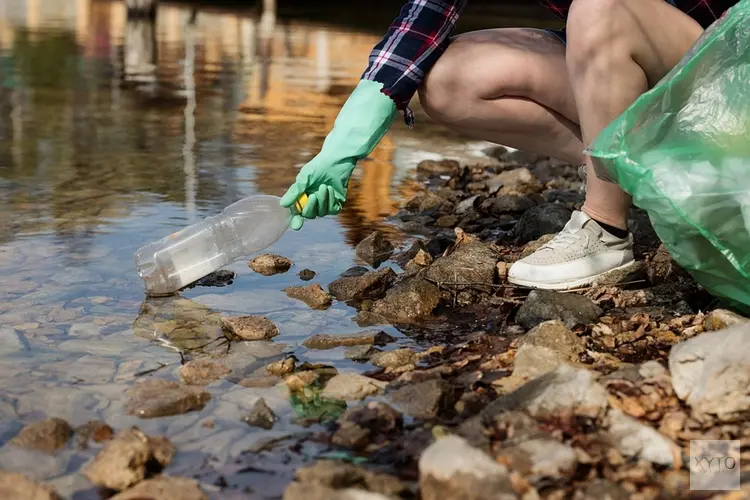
[
  {"xmin": 606, "ymin": 408, "xmax": 679, "ymax": 466},
  {"xmin": 668, "ymin": 324, "xmax": 750, "ymax": 422},
  {"xmin": 83, "ymin": 428, "xmax": 174, "ymax": 491},
  {"xmin": 284, "ymin": 284, "xmax": 333, "ymax": 310},
  {"xmin": 303, "ymin": 331, "xmax": 395, "ymax": 350},
  {"xmin": 371, "ymin": 278, "xmax": 440, "ymax": 323},
  {"xmin": 389, "ymin": 379, "xmax": 455, "ymax": 420},
  {"xmin": 327, "ymin": 267, "xmax": 396, "ymax": 302},
  {"xmin": 221, "ymin": 315, "xmax": 279, "ymax": 340},
  {"xmin": 322, "ymin": 373, "xmax": 387, "ymax": 401},
  {"xmin": 498, "ymin": 439, "xmax": 577, "ymax": 479},
  {"xmin": 484, "ymin": 364, "xmax": 609, "ymax": 418},
  {"xmin": 111, "ymin": 476, "xmax": 208, "ymax": 500},
  {"xmin": 513, "ymin": 203, "xmax": 572, "ymax": 244},
  {"xmin": 249, "ymin": 254, "xmax": 292, "ymax": 276},
  {"xmin": 125, "ymin": 379, "xmax": 210, "ymax": 418},
  {"xmin": 10, "ymin": 418, "xmax": 73, "ymax": 454},
  {"xmin": 355, "ymin": 232, "xmax": 394, "ymax": 267},
  {"xmin": 180, "ymin": 359, "xmax": 231, "ymax": 386},
  {"xmin": 519, "ymin": 320, "xmax": 586, "ymax": 360},
  {"xmin": 0, "ymin": 472, "xmax": 61, "ymax": 500},
  {"xmin": 424, "ymin": 241, "xmax": 499, "ymax": 293},
  {"xmin": 516, "ymin": 290, "xmax": 602, "ymax": 330},
  {"xmin": 419, "ymin": 436, "xmax": 516, "ymax": 500}
]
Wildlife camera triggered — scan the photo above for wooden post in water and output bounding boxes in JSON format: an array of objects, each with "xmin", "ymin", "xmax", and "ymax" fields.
[{"xmin": 126, "ymin": 0, "xmax": 157, "ymax": 19}]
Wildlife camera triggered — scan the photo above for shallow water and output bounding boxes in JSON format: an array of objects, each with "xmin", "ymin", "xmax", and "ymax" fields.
[{"xmin": 0, "ymin": 1, "xmax": 551, "ymax": 497}]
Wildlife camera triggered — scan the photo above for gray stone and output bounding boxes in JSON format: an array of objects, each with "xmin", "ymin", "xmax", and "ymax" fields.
[
  {"xmin": 0, "ymin": 327, "xmax": 25, "ymax": 354},
  {"xmin": 323, "ymin": 373, "xmax": 387, "ymax": 401},
  {"xmin": 703, "ymin": 309, "xmax": 749, "ymax": 331},
  {"xmin": 355, "ymin": 231, "xmax": 395, "ymax": 267},
  {"xmin": 389, "ymin": 379, "xmax": 455, "ymax": 420},
  {"xmin": 332, "ymin": 402, "xmax": 402, "ymax": 451},
  {"xmin": 513, "ymin": 203, "xmax": 572, "ymax": 244},
  {"xmin": 69, "ymin": 322, "xmax": 102, "ymax": 336},
  {"xmin": 111, "ymin": 476, "xmax": 208, "ymax": 500},
  {"xmin": 125, "ymin": 379, "xmax": 211, "ymax": 418},
  {"xmin": 519, "ymin": 320, "xmax": 586, "ymax": 360},
  {"xmin": 487, "ymin": 167, "xmax": 543, "ymax": 196},
  {"xmin": 669, "ymin": 323, "xmax": 750, "ymax": 422},
  {"xmin": 328, "ymin": 267, "xmax": 397, "ymax": 302},
  {"xmin": 370, "ymin": 348, "xmax": 416, "ymax": 368},
  {"xmin": 606, "ymin": 408, "xmax": 678, "ymax": 466},
  {"xmin": 516, "ymin": 290, "xmax": 602, "ymax": 329},
  {"xmin": 288, "ymin": 460, "xmax": 407, "ymax": 499},
  {"xmin": 243, "ymin": 398, "xmax": 277, "ymax": 429},
  {"xmin": 180, "ymin": 359, "xmax": 231, "ymax": 386},
  {"xmin": 344, "ymin": 345, "xmax": 379, "ymax": 361}
]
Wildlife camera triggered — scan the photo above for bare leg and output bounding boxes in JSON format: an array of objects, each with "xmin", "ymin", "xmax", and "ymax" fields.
[{"xmin": 566, "ymin": 0, "xmax": 703, "ymax": 229}]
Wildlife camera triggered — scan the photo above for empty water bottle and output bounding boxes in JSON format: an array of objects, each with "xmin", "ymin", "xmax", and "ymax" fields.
[{"xmin": 134, "ymin": 194, "xmax": 307, "ymax": 296}]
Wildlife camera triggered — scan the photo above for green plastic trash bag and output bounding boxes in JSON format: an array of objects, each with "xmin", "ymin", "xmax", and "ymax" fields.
[{"xmin": 587, "ymin": 0, "xmax": 750, "ymax": 312}]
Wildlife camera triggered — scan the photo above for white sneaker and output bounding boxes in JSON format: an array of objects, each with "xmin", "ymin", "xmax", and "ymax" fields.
[{"xmin": 508, "ymin": 210, "xmax": 635, "ymax": 290}]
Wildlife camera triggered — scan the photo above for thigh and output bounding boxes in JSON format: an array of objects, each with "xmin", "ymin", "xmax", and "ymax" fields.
[{"xmin": 423, "ymin": 27, "xmax": 580, "ymax": 124}]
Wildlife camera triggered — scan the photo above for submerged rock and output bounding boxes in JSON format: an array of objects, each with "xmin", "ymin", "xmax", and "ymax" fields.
[
  {"xmin": 303, "ymin": 331, "xmax": 396, "ymax": 350},
  {"xmin": 221, "ymin": 315, "xmax": 280, "ymax": 340},
  {"xmin": 180, "ymin": 359, "xmax": 231, "ymax": 386},
  {"xmin": 389, "ymin": 379, "xmax": 455, "ymax": 420},
  {"xmin": 299, "ymin": 269, "xmax": 317, "ymax": 281},
  {"xmin": 0, "ymin": 472, "xmax": 61, "ymax": 500},
  {"xmin": 356, "ymin": 231, "xmax": 395, "ymax": 267},
  {"xmin": 243, "ymin": 398, "xmax": 277, "ymax": 429},
  {"xmin": 323, "ymin": 373, "xmax": 387, "ymax": 401},
  {"xmin": 419, "ymin": 435, "xmax": 516, "ymax": 500},
  {"xmin": 125, "ymin": 379, "xmax": 210, "ymax": 418},
  {"xmin": 10, "ymin": 418, "xmax": 73, "ymax": 454},
  {"xmin": 371, "ymin": 278, "xmax": 440, "ymax": 323},
  {"xmin": 513, "ymin": 203, "xmax": 572, "ymax": 244},
  {"xmin": 516, "ymin": 290, "xmax": 602, "ymax": 329},
  {"xmin": 328, "ymin": 267, "xmax": 396, "ymax": 302},
  {"xmin": 249, "ymin": 254, "xmax": 292, "ymax": 276},
  {"xmin": 111, "ymin": 476, "xmax": 208, "ymax": 500},
  {"xmin": 284, "ymin": 284, "xmax": 333, "ymax": 310},
  {"xmin": 75, "ymin": 421, "xmax": 114, "ymax": 449}
]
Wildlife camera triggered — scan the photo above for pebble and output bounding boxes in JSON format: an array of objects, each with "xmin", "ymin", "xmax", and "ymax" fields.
[
  {"xmin": 0, "ymin": 327, "xmax": 25, "ymax": 354},
  {"xmin": 355, "ymin": 231, "xmax": 394, "ymax": 267},
  {"xmin": 10, "ymin": 418, "xmax": 73, "ymax": 454},
  {"xmin": 516, "ymin": 290, "xmax": 602, "ymax": 330},
  {"xmin": 180, "ymin": 359, "xmax": 231, "ymax": 386},
  {"xmin": 125, "ymin": 379, "xmax": 211, "ymax": 418},
  {"xmin": 370, "ymin": 348, "xmax": 416, "ymax": 368},
  {"xmin": 303, "ymin": 331, "xmax": 395, "ymax": 350},
  {"xmin": 298, "ymin": 269, "xmax": 316, "ymax": 281},
  {"xmin": 243, "ymin": 398, "xmax": 277, "ymax": 429},
  {"xmin": 110, "ymin": 476, "xmax": 208, "ymax": 500},
  {"xmin": 221, "ymin": 315, "xmax": 280, "ymax": 341},
  {"xmin": 284, "ymin": 284, "xmax": 333, "ymax": 310},
  {"xmin": 0, "ymin": 471, "xmax": 61, "ymax": 500},
  {"xmin": 322, "ymin": 373, "xmax": 387, "ymax": 401},
  {"xmin": 249, "ymin": 254, "xmax": 293, "ymax": 276},
  {"xmin": 285, "ymin": 371, "xmax": 320, "ymax": 392}
]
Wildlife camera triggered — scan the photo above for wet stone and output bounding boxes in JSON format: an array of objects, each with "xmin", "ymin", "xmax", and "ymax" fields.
[
  {"xmin": 355, "ymin": 231, "xmax": 394, "ymax": 267},
  {"xmin": 221, "ymin": 315, "xmax": 279, "ymax": 340},
  {"xmin": 322, "ymin": 373, "xmax": 387, "ymax": 401},
  {"xmin": 249, "ymin": 253, "xmax": 293, "ymax": 276},
  {"xmin": 332, "ymin": 401, "xmax": 403, "ymax": 451},
  {"xmin": 344, "ymin": 345, "xmax": 379, "ymax": 361},
  {"xmin": 327, "ymin": 267, "xmax": 396, "ymax": 302},
  {"xmin": 284, "ymin": 284, "xmax": 333, "ymax": 310},
  {"xmin": 110, "ymin": 476, "xmax": 208, "ymax": 500},
  {"xmin": 180, "ymin": 359, "xmax": 231, "ymax": 386},
  {"xmin": 513, "ymin": 203, "xmax": 572, "ymax": 244},
  {"xmin": 266, "ymin": 357, "xmax": 296, "ymax": 376},
  {"xmin": 370, "ymin": 348, "xmax": 416, "ymax": 368},
  {"xmin": 11, "ymin": 418, "xmax": 73, "ymax": 454},
  {"xmin": 125, "ymin": 379, "xmax": 211, "ymax": 418},
  {"xmin": 299, "ymin": 269, "xmax": 316, "ymax": 281},
  {"xmin": 389, "ymin": 379, "xmax": 455, "ymax": 420},
  {"xmin": 303, "ymin": 331, "xmax": 396, "ymax": 350},
  {"xmin": 417, "ymin": 159, "xmax": 460, "ymax": 177},
  {"xmin": 516, "ymin": 289, "xmax": 602, "ymax": 330},
  {"xmin": 75, "ymin": 421, "xmax": 114, "ymax": 449},
  {"xmin": 0, "ymin": 472, "xmax": 61, "ymax": 500},
  {"xmin": 371, "ymin": 277, "xmax": 440, "ymax": 323},
  {"xmin": 243, "ymin": 398, "xmax": 277, "ymax": 429}
]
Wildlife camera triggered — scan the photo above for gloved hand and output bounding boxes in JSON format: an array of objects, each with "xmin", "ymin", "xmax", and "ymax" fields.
[{"xmin": 280, "ymin": 79, "xmax": 397, "ymax": 230}]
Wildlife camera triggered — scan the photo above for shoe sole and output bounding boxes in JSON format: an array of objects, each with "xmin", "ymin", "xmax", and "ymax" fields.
[{"xmin": 508, "ymin": 260, "xmax": 641, "ymax": 291}]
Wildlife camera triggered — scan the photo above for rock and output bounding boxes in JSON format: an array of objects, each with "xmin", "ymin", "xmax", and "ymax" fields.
[
  {"xmin": 243, "ymin": 398, "xmax": 277, "ymax": 429},
  {"xmin": 499, "ymin": 439, "xmax": 577, "ymax": 479},
  {"xmin": 513, "ymin": 203, "xmax": 572, "ymax": 244},
  {"xmin": 606, "ymin": 408, "xmax": 678, "ymax": 466},
  {"xmin": 575, "ymin": 479, "xmax": 630, "ymax": 500},
  {"xmin": 516, "ymin": 290, "xmax": 602, "ymax": 330},
  {"xmin": 332, "ymin": 402, "xmax": 403, "ymax": 450},
  {"xmin": 283, "ymin": 484, "xmax": 392, "ymax": 500},
  {"xmin": 284, "ymin": 284, "xmax": 333, "ymax": 310},
  {"xmin": 125, "ymin": 379, "xmax": 210, "ymax": 418},
  {"xmin": 484, "ymin": 364, "xmax": 609, "ymax": 418},
  {"xmin": 327, "ymin": 267, "xmax": 397, "ymax": 302},
  {"xmin": 520, "ymin": 234, "xmax": 556, "ymax": 259},
  {"xmin": 249, "ymin": 253, "xmax": 292, "ymax": 276},
  {"xmin": 424, "ymin": 241, "xmax": 498, "ymax": 293},
  {"xmin": 344, "ymin": 345, "xmax": 378, "ymax": 361},
  {"xmin": 240, "ymin": 375, "xmax": 283, "ymax": 388},
  {"xmin": 484, "ymin": 195, "xmax": 535, "ymax": 216},
  {"xmin": 519, "ymin": 320, "xmax": 586, "ymax": 361},
  {"xmin": 299, "ymin": 269, "xmax": 316, "ymax": 281},
  {"xmin": 356, "ymin": 232, "xmax": 395, "ymax": 267},
  {"xmin": 405, "ymin": 191, "xmax": 454, "ymax": 214},
  {"xmin": 645, "ymin": 244, "xmax": 685, "ymax": 283},
  {"xmin": 323, "ymin": 373, "xmax": 387, "ymax": 401},
  {"xmin": 419, "ymin": 435, "xmax": 516, "ymax": 500},
  {"xmin": 11, "ymin": 418, "xmax": 73, "ymax": 454},
  {"xmin": 496, "ymin": 344, "xmax": 571, "ymax": 392},
  {"xmin": 110, "ymin": 476, "xmax": 208, "ymax": 500},
  {"xmin": 703, "ymin": 309, "xmax": 749, "ymax": 331},
  {"xmin": 184, "ymin": 269, "xmax": 236, "ymax": 289},
  {"xmin": 411, "ymin": 249, "xmax": 433, "ymax": 267},
  {"xmin": 285, "ymin": 371, "xmax": 320, "ymax": 392},
  {"xmin": 148, "ymin": 436, "xmax": 176, "ymax": 469},
  {"xmin": 221, "ymin": 315, "xmax": 279, "ymax": 340},
  {"xmin": 75, "ymin": 421, "xmax": 114, "ymax": 449},
  {"xmin": 390, "ymin": 379, "xmax": 454, "ymax": 420},
  {"xmin": 393, "ymin": 241, "xmax": 427, "ymax": 266},
  {"xmin": 266, "ymin": 357, "xmax": 296, "ymax": 376},
  {"xmin": 417, "ymin": 159, "xmax": 460, "ymax": 177},
  {"xmin": 180, "ymin": 359, "xmax": 231, "ymax": 385},
  {"xmin": 370, "ymin": 348, "xmax": 416, "ymax": 368},
  {"xmin": 455, "ymin": 195, "xmax": 480, "ymax": 215},
  {"xmin": 371, "ymin": 277, "xmax": 440, "ymax": 323},
  {"xmin": 290, "ymin": 460, "xmax": 407, "ymax": 498},
  {"xmin": 435, "ymin": 215, "xmax": 459, "ymax": 228},
  {"xmin": 303, "ymin": 331, "xmax": 396, "ymax": 350},
  {"xmin": 668, "ymin": 323, "xmax": 750, "ymax": 422},
  {"xmin": 487, "ymin": 167, "xmax": 543, "ymax": 196},
  {"xmin": 0, "ymin": 472, "xmax": 61, "ymax": 500},
  {"xmin": 83, "ymin": 427, "xmax": 173, "ymax": 491}
]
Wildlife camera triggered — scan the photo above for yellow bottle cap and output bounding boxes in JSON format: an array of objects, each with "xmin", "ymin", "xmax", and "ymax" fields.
[{"xmin": 294, "ymin": 193, "xmax": 308, "ymax": 214}]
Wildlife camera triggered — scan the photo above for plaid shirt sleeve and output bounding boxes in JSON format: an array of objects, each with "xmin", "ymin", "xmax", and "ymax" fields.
[{"xmin": 361, "ymin": 0, "xmax": 468, "ymax": 127}]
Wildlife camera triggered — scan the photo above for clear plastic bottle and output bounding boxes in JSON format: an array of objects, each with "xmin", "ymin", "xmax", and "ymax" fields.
[{"xmin": 133, "ymin": 194, "xmax": 306, "ymax": 296}]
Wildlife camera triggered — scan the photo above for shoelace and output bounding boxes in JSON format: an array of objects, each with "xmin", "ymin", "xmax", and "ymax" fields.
[{"xmin": 541, "ymin": 229, "xmax": 583, "ymax": 250}]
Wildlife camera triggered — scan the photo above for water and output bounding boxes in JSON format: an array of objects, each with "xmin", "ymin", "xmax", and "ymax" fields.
[{"xmin": 0, "ymin": 0, "xmax": 553, "ymax": 497}]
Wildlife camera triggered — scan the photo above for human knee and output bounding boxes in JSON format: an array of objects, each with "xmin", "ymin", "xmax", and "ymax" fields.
[{"xmin": 566, "ymin": 0, "xmax": 632, "ymax": 68}]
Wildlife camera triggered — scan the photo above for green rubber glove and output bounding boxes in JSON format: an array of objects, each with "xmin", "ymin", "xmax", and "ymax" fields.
[{"xmin": 280, "ymin": 79, "xmax": 398, "ymax": 230}]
